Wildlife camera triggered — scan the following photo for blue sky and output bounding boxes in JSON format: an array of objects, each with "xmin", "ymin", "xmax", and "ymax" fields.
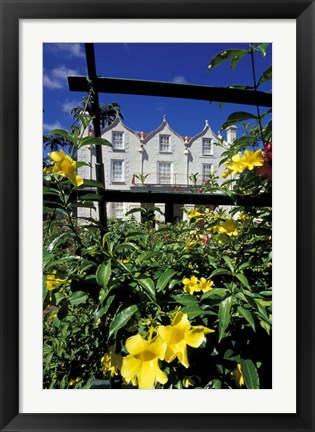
[{"xmin": 43, "ymin": 43, "xmax": 271, "ymax": 140}]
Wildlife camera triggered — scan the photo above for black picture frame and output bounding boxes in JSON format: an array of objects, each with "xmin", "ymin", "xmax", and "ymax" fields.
[{"xmin": 0, "ymin": 0, "xmax": 314, "ymax": 431}]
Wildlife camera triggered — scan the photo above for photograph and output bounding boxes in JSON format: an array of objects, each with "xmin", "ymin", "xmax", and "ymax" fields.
[
  {"xmin": 1, "ymin": 0, "xmax": 314, "ymax": 430},
  {"xmin": 43, "ymin": 42, "xmax": 272, "ymax": 390}
]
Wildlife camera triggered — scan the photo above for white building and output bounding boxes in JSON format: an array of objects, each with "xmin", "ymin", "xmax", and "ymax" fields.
[{"xmin": 78, "ymin": 115, "xmax": 236, "ymax": 223}]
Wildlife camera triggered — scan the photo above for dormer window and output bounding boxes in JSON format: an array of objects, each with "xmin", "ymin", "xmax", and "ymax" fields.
[
  {"xmin": 159, "ymin": 135, "xmax": 171, "ymax": 153},
  {"xmin": 202, "ymin": 138, "xmax": 213, "ymax": 156},
  {"xmin": 112, "ymin": 131, "xmax": 124, "ymax": 150}
]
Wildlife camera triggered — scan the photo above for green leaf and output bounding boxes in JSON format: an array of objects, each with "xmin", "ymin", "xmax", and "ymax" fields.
[
  {"xmin": 137, "ymin": 278, "xmax": 156, "ymax": 302},
  {"xmin": 201, "ymin": 288, "xmax": 227, "ymax": 300},
  {"xmin": 208, "ymin": 49, "xmax": 249, "ymax": 71},
  {"xmin": 156, "ymin": 269, "xmax": 177, "ymax": 292},
  {"xmin": 210, "ymin": 268, "xmax": 232, "ymax": 278},
  {"xmin": 47, "ymin": 232, "xmax": 69, "ymax": 253},
  {"xmin": 264, "ymin": 120, "xmax": 272, "ymax": 142},
  {"xmin": 221, "ymin": 112, "xmax": 258, "ymax": 131},
  {"xmin": 171, "ymin": 293, "xmax": 198, "ymax": 306},
  {"xmin": 57, "ymin": 303, "xmax": 68, "ymax": 320},
  {"xmin": 259, "ymin": 319, "xmax": 271, "ymax": 335},
  {"xmin": 182, "ymin": 304, "xmax": 216, "ymax": 319},
  {"xmin": 218, "ymin": 296, "xmax": 233, "ymax": 341},
  {"xmin": 78, "ymin": 136, "xmax": 112, "ymax": 148},
  {"xmin": 240, "ymin": 359, "xmax": 260, "ymax": 389},
  {"xmin": 44, "ymin": 256, "xmax": 83, "ymax": 270},
  {"xmin": 258, "ymin": 65, "xmax": 272, "ymax": 86},
  {"xmin": 237, "ymin": 306, "xmax": 256, "ymax": 331},
  {"xmin": 69, "ymin": 291, "xmax": 88, "ymax": 306},
  {"xmin": 235, "ymin": 273, "xmax": 251, "ymax": 289},
  {"xmin": 108, "ymin": 304, "xmax": 138, "ymax": 339},
  {"xmin": 78, "ymin": 193, "xmax": 102, "ymax": 201},
  {"xmin": 79, "ymin": 179, "xmax": 105, "ymax": 190},
  {"xmin": 222, "ymin": 255, "xmax": 235, "ymax": 274},
  {"xmin": 49, "ymin": 129, "xmax": 74, "ymax": 143},
  {"xmin": 96, "ymin": 261, "xmax": 112, "ymax": 291},
  {"xmin": 114, "ymin": 242, "xmax": 140, "ymax": 253},
  {"xmin": 94, "ymin": 295, "xmax": 115, "ymax": 322},
  {"xmin": 211, "ymin": 379, "xmax": 222, "ymax": 389},
  {"xmin": 255, "ymin": 43, "xmax": 269, "ymax": 57}
]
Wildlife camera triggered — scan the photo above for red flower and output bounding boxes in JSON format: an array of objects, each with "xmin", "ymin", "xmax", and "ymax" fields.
[{"xmin": 256, "ymin": 142, "xmax": 272, "ymax": 180}]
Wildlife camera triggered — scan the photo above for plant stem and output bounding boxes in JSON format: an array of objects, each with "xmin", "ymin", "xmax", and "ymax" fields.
[
  {"xmin": 250, "ymin": 46, "xmax": 265, "ymax": 146},
  {"xmin": 56, "ymin": 179, "xmax": 83, "ymax": 247}
]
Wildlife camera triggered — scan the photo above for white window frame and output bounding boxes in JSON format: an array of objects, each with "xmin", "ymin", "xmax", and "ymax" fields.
[
  {"xmin": 112, "ymin": 131, "xmax": 124, "ymax": 150},
  {"xmin": 159, "ymin": 135, "xmax": 171, "ymax": 153},
  {"xmin": 157, "ymin": 161, "xmax": 172, "ymax": 184},
  {"xmin": 202, "ymin": 163, "xmax": 213, "ymax": 182},
  {"xmin": 202, "ymin": 138, "xmax": 213, "ymax": 156},
  {"xmin": 111, "ymin": 202, "xmax": 125, "ymax": 218},
  {"xmin": 111, "ymin": 159, "xmax": 124, "ymax": 183}
]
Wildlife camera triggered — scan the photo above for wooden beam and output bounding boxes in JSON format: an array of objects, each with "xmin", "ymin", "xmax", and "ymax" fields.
[
  {"xmin": 80, "ymin": 189, "xmax": 272, "ymax": 207},
  {"xmin": 68, "ymin": 76, "xmax": 272, "ymax": 108}
]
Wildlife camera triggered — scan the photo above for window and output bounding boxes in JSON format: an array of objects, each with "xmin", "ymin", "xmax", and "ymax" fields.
[
  {"xmin": 159, "ymin": 135, "xmax": 171, "ymax": 153},
  {"xmin": 111, "ymin": 202, "xmax": 124, "ymax": 218},
  {"xmin": 111, "ymin": 160, "xmax": 124, "ymax": 182},
  {"xmin": 112, "ymin": 131, "xmax": 124, "ymax": 150},
  {"xmin": 158, "ymin": 162, "xmax": 172, "ymax": 184},
  {"xmin": 202, "ymin": 138, "xmax": 213, "ymax": 156},
  {"xmin": 202, "ymin": 163, "xmax": 213, "ymax": 182}
]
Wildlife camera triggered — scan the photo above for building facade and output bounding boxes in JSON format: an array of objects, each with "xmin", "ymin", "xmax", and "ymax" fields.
[{"xmin": 78, "ymin": 115, "xmax": 236, "ymax": 223}]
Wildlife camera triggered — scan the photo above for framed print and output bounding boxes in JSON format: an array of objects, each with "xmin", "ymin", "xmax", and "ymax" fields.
[{"xmin": 0, "ymin": 0, "xmax": 314, "ymax": 431}]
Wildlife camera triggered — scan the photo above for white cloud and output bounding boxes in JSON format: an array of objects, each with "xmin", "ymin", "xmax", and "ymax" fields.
[
  {"xmin": 61, "ymin": 99, "xmax": 81, "ymax": 115},
  {"xmin": 172, "ymin": 75, "xmax": 187, "ymax": 84},
  {"xmin": 43, "ymin": 121, "xmax": 63, "ymax": 133},
  {"xmin": 43, "ymin": 74, "xmax": 63, "ymax": 90},
  {"xmin": 54, "ymin": 43, "xmax": 85, "ymax": 58},
  {"xmin": 44, "ymin": 65, "xmax": 79, "ymax": 90}
]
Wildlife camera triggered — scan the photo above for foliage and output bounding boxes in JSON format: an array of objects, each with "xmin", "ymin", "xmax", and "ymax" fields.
[{"xmin": 43, "ymin": 43, "xmax": 272, "ymax": 390}]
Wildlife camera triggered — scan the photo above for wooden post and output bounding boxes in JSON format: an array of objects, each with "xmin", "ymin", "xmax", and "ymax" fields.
[{"xmin": 84, "ymin": 43, "xmax": 108, "ymax": 231}]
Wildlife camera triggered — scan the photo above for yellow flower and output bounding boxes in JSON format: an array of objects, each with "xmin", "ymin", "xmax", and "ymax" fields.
[
  {"xmin": 224, "ymin": 153, "xmax": 247, "ymax": 176},
  {"xmin": 121, "ymin": 334, "xmax": 168, "ymax": 389},
  {"xmin": 183, "ymin": 376, "xmax": 195, "ymax": 388},
  {"xmin": 242, "ymin": 149, "xmax": 264, "ymax": 170},
  {"xmin": 182, "ymin": 276, "xmax": 199, "ymax": 294},
  {"xmin": 101, "ymin": 346, "xmax": 122, "ymax": 378},
  {"xmin": 238, "ymin": 211, "xmax": 250, "ymax": 223},
  {"xmin": 69, "ymin": 377, "xmax": 81, "ymax": 386},
  {"xmin": 222, "ymin": 168, "xmax": 233, "ymax": 178},
  {"xmin": 49, "ymin": 149, "xmax": 83, "ymax": 186},
  {"xmin": 223, "ymin": 149, "xmax": 263, "ymax": 177},
  {"xmin": 217, "ymin": 218, "xmax": 238, "ymax": 236},
  {"xmin": 230, "ymin": 363, "xmax": 245, "ymax": 388},
  {"xmin": 198, "ymin": 277, "xmax": 214, "ymax": 293},
  {"xmin": 188, "ymin": 208, "xmax": 203, "ymax": 219},
  {"xmin": 158, "ymin": 312, "xmax": 214, "ymax": 368},
  {"xmin": 46, "ymin": 271, "xmax": 70, "ymax": 291},
  {"xmin": 182, "ymin": 276, "xmax": 213, "ymax": 295}
]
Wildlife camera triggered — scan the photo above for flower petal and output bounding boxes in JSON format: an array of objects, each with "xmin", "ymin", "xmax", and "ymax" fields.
[
  {"xmin": 154, "ymin": 360, "xmax": 168, "ymax": 385},
  {"xmin": 49, "ymin": 151, "xmax": 63, "ymax": 162},
  {"xmin": 121, "ymin": 355, "xmax": 141, "ymax": 383},
  {"xmin": 172, "ymin": 312, "xmax": 190, "ymax": 331},
  {"xmin": 158, "ymin": 326, "xmax": 174, "ymax": 346},
  {"xmin": 138, "ymin": 361, "xmax": 156, "ymax": 389},
  {"xmin": 177, "ymin": 346, "xmax": 190, "ymax": 368},
  {"xmin": 185, "ymin": 328, "xmax": 207, "ymax": 348},
  {"xmin": 125, "ymin": 334, "xmax": 148, "ymax": 356}
]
